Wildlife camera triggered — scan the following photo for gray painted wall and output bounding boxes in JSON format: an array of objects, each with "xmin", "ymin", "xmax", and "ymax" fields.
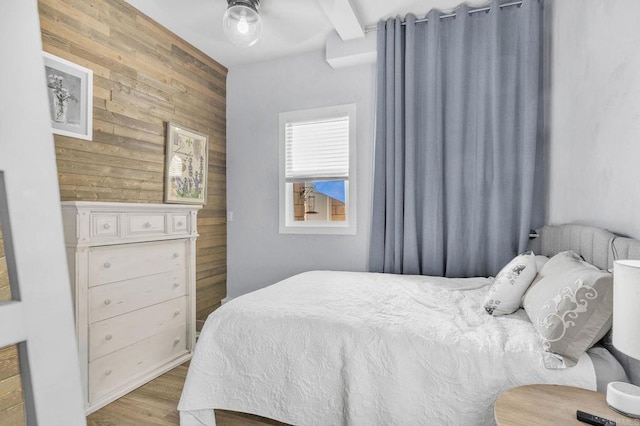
[
  {"xmin": 546, "ymin": 0, "xmax": 640, "ymax": 239},
  {"xmin": 226, "ymin": 50, "xmax": 375, "ymax": 298}
]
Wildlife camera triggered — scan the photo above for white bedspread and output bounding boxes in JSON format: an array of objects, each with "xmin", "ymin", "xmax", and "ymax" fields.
[{"xmin": 179, "ymin": 271, "xmax": 596, "ymax": 426}]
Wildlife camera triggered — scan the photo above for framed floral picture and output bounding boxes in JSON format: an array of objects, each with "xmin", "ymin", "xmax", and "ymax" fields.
[
  {"xmin": 164, "ymin": 123, "xmax": 209, "ymax": 205},
  {"xmin": 43, "ymin": 52, "xmax": 93, "ymax": 140}
]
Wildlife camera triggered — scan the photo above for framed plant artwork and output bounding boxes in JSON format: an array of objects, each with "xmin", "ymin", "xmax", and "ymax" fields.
[
  {"xmin": 164, "ymin": 123, "xmax": 209, "ymax": 205},
  {"xmin": 43, "ymin": 52, "xmax": 93, "ymax": 140}
]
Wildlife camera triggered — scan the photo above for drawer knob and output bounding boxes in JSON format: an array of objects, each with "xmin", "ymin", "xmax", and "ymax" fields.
[
  {"xmin": 174, "ymin": 310, "xmax": 180, "ymax": 317},
  {"xmin": 105, "ymin": 334, "xmax": 112, "ymax": 341},
  {"xmin": 173, "ymin": 282, "xmax": 180, "ymax": 288},
  {"xmin": 105, "ymin": 370, "xmax": 112, "ymax": 376},
  {"xmin": 177, "ymin": 221, "xmax": 184, "ymax": 227},
  {"xmin": 173, "ymin": 338, "xmax": 181, "ymax": 345},
  {"xmin": 103, "ymin": 223, "xmax": 111, "ymax": 230},
  {"xmin": 104, "ymin": 299, "xmax": 111, "ymax": 306},
  {"xmin": 104, "ymin": 261, "xmax": 111, "ymax": 269},
  {"xmin": 173, "ymin": 253, "xmax": 180, "ymax": 259},
  {"xmin": 144, "ymin": 221, "xmax": 152, "ymax": 228}
]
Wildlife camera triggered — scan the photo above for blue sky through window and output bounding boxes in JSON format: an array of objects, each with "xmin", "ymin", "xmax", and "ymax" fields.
[{"xmin": 312, "ymin": 181, "xmax": 345, "ymax": 203}]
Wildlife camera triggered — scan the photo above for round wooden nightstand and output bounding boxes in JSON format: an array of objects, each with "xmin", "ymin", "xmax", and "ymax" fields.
[{"xmin": 494, "ymin": 384, "xmax": 634, "ymax": 425}]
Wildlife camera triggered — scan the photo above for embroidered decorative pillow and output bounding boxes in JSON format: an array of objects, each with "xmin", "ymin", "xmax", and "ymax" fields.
[
  {"xmin": 523, "ymin": 251, "xmax": 613, "ymax": 367},
  {"xmin": 484, "ymin": 252, "xmax": 537, "ymax": 316}
]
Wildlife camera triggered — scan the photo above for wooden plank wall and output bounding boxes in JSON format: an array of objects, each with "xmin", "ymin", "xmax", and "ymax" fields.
[
  {"xmin": 38, "ymin": 0, "xmax": 228, "ymax": 320},
  {"xmin": 0, "ymin": 0, "xmax": 227, "ymax": 423}
]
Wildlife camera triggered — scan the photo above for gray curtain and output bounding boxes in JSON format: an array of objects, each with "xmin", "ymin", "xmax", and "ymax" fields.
[{"xmin": 369, "ymin": 0, "xmax": 544, "ymax": 277}]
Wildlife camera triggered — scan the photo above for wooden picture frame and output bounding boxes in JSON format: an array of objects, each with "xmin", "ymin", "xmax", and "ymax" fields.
[
  {"xmin": 164, "ymin": 123, "xmax": 209, "ymax": 205},
  {"xmin": 43, "ymin": 52, "xmax": 93, "ymax": 141}
]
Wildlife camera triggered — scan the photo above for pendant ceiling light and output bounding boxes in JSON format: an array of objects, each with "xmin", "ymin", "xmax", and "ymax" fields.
[{"xmin": 222, "ymin": 0, "xmax": 262, "ymax": 47}]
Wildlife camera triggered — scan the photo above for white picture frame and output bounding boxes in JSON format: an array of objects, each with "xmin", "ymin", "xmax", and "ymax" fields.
[{"xmin": 43, "ymin": 52, "xmax": 93, "ymax": 141}]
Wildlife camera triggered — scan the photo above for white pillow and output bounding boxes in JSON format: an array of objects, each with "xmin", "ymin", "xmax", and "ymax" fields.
[
  {"xmin": 484, "ymin": 252, "xmax": 537, "ymax": 316},
  {"xmin": 519, "ymin": 254, "xmax": 550, "ymax": 308},
  {"xmin": 535, "ymin": 255, "xmax": 549, "ymax": 271}
]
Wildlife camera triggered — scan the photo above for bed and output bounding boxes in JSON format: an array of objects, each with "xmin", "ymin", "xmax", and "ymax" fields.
[{"xmin": 178, "ymin": 224, "xmax": 640, "ymax": 425}]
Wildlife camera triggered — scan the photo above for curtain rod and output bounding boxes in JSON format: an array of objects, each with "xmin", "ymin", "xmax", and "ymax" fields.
[{"xmin": 364, "ymin": 1, "xmax": 524, "ymax": 33}]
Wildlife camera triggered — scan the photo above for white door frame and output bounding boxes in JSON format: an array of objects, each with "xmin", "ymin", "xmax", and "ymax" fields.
[{"xmin": 0, "ymin": 1, "xmax": 86, "ymax": 424}]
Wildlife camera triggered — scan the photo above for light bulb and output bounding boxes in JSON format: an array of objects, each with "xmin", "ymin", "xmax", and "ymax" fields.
[
  {"xmin": 237, "ymin": 17, "xmax": 249, "ymax": 34},
  {"xmin": 222, "ymin": 2, "xmax": 262, "ymax": 47}
]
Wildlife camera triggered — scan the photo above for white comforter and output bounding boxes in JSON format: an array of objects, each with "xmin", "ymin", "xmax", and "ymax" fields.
[{"xmin": 179, "ymin": 271, "xmax": 596, "ymax": 426}]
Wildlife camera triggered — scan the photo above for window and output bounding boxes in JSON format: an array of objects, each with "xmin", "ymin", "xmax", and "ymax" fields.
[{"xmin": 279, "ymin": 104, "xmax": 356, "ymax": 234}]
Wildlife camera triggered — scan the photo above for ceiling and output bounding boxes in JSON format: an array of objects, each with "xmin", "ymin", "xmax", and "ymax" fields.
[{"xmin": 123, "ymin": 0, "xmax": 489, "ymax": 70}]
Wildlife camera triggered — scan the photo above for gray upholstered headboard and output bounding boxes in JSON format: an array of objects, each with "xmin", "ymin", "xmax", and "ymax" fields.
[
  {"xmin": 528, "ymin": 224, "xmax": 616, "ymax": 270},
  {"xmin": 528, "ymin": 224, "xmax": 640, "ymax": 386}
]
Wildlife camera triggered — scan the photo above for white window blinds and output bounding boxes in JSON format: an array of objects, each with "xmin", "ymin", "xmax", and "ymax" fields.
[{"xmin": 285, "ymin": 114, "xmax": 349, "ymax": 182}]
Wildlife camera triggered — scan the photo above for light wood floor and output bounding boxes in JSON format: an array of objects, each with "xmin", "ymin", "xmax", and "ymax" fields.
[{"xmin": 87, "ymin": 364, "xmax": 287, "ymax": 426}]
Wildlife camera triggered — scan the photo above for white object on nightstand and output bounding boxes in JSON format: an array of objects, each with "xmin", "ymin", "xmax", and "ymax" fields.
[
  {"xmin": 606, "ymin": 381, "xmax": 640, "ymax": 418},
  {"xmin": 608, "ymin": 259, "xmax": 640, "ymax": 418},
  {"xmin": 61, "ymin": 201, "xmax": 200, "ymax": 414}
]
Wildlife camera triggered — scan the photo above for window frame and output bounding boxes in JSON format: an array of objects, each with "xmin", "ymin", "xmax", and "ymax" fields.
[{"xmin": 278, "ymin": 104, "xmax": 357, "ymax": 235}]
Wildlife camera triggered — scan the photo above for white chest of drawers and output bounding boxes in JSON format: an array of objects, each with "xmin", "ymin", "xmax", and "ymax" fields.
[{"xmin": 61, "ymin": 201, "xmax": 200, "ymax": 414}]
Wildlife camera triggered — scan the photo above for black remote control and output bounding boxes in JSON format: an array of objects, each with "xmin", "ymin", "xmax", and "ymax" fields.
[{"xmin": 576, "ymin": 410, "xmax": 616, "ymax": 426}]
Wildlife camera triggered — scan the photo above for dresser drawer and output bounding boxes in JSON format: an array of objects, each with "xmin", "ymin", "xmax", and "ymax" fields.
[
  {"xmin": 88, "ymin": 323, "xmax": 187, "ymax": 403},
  {"xmin": 88, "ymin": 240, "xmax": 186, "ymax": 286},
  {"xmin": 91, "ymin": 214, "xmax": 119, "ymax": 239},
  {"xmin": 125, "ymin": 213, "xmax": 166, "ymax": 236},
  {"xmin": 88, "ymin": 270, "xmax": 187, "ymax": 323},
  {"xmin": 171, "ymin": 214, "xmax": 189, "ymax": 233},
  {"xmin": 89, "ymin": 296, "xmax": 187, "ymax": 361}
]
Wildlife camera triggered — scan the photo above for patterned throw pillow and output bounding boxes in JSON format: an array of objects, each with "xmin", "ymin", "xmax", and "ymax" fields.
[
  {"xmin": 523, "ymin": 251, "xmax": 613, "ymax": 368},
  {"xmin": 484, "ymin": 252, "xmax": 537, "ymax": 316}
]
